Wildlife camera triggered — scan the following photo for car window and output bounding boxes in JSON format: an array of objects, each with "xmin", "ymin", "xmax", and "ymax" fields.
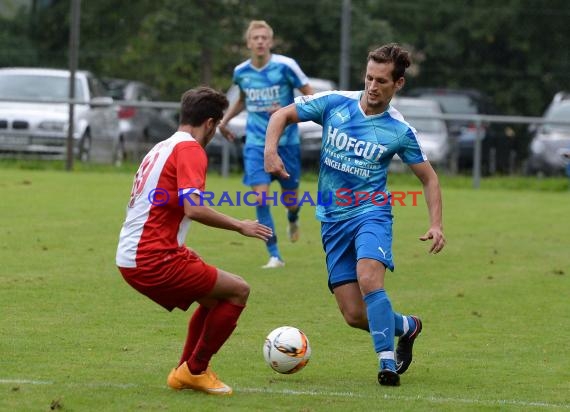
[
  {"xmin": 87, "ymin": 75, "xmax": 109, "ymax": 98},
  {"xmin": 0, "ymin": 74, "xmax": 84, "ymax": 100},
  {"xmin": 395, "ymin": 108, "xmax": 445, "ymax": 133},
  {"xmin": 105, "ymin": 85, "xmax": 126, "ymax": 100},
  {"xmin": 418, "ymin": 94, "xmax": 478, "ymax": 114},
  {"xmin": 546, "ymin": 104, "xmax": 570, "ymax": 130},
  {"xmin": 405, "ymin": 117, "xmax": 445, "ymax": 133},
  {"xmin": 138, "ymin": 86, "xmax": 156, "ymax": 102}
]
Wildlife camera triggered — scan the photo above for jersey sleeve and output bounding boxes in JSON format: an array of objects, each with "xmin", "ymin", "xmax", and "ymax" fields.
[
  {"xmin": 397, "ymin": 127, "xmax": 427, "ymax": 164},
  {"xmin": 294, "ymin": 92, "xmax": 329, "ymax": 124},
  {"xmin": 175, "ymin": 144, "xmax": 207, "ymax": 196},
  {"xmin": 284, "ymin": 58, "xmax": 309, "ymax": 89}
]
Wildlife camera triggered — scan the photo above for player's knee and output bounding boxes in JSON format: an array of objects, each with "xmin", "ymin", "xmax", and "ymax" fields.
[
  {"xmin": 356, "ymin": 269, "xmax": 385, "ymax": 293},
  {"xmin": 233, "ymin": 278, "xmax": 250, "ymax": 304},
  {"xmin": 342, "ymin": 309, "xmax": 368, "ymax": 330}
]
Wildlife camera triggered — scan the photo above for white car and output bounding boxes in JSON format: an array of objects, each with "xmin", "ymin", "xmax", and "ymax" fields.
[
  {"xmin": 390, "ymin": 96, "xmax": 452, "ymax": 170},
  {"xmin": 527, "ymin": 94, "xmax": 570, "ymax": 175},
  {"xmin": 0, "ymin": 67, "xmax": 121, "ymax": 162}
]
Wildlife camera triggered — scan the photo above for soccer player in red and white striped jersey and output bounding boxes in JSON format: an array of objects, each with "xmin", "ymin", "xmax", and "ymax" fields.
[{"xmin": 116, "ymin": 87, "xmax": 272, "ymax": 395}]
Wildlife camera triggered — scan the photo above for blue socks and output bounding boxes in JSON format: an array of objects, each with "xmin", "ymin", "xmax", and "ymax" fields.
[
  {"xmin": 287, "ymin": 206, "xmax": 300, "ymax": 223},
  {"xmin": 395, "ymin": 313, "xmax": 417, "ymax": 337},
  {"xmin": 364, "ymin": 289, "xmax": 395, "ymax": 369},
  {"xmin": 256, "ymin": 205, "xmax": 281, "ymax": 259},
  {"xmin": 394, "ymin": 312, "xmax": 404, "ymax": 336},
  {"xmin": 363, "ymin": 289, "xmax": 395, "ymax": 353}
]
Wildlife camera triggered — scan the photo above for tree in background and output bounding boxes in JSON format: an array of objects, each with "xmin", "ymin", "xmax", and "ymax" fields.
[
  {"xmin": 1, "ymin": 0, "xmax": 568, "ymax": 118},
  {"xmin": 368, "ymin": 0, "xmax": 570, "ymax": 116}
]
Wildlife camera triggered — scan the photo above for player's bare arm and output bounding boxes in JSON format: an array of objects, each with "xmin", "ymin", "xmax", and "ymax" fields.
[
  {"xmin": 183, "ymin": 193, "xmax": 273, "ymax": 241},
  {"xmin": 264, "ymin": 104, "xmax": 300, "ymax": 179},
  {"xmin": 218, "ymin": 92, "xmax": 246, "ymax": 142},
  {"xmin": 298, "ymin": 84, "xmax": 314, "ymax": 96},
  {"xmin": 409, "ymin": 161, "xmax": 446, "ymax": 254}
]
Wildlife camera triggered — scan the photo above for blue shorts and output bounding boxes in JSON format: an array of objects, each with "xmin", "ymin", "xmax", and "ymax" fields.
[
  {"xmin": 321, "ymin": 211, "xmax": 394, "ymax": 292},
  {"xmin": 243, "ymin": 144, "xmax": 301, "ymax": 190}
]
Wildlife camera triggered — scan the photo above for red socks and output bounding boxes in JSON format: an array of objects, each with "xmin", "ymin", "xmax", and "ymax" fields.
[
  {"xmin": 178, "ymin": 304, "xmax": 210, "ymax": 367},
  {"xmin": 185, "ymin": 301, "xmax": 245, "ymax": 375}
]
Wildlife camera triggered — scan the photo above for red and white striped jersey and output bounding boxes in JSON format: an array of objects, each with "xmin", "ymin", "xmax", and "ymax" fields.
[{"xmin": 116, "ymin": 131, "xmax": 207, "ymax": 269}]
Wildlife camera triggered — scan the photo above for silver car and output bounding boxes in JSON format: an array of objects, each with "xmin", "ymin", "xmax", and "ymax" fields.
[
  {"xmin": 390, "ymin": 96, "xmax": 451, "ymax": 170},
  {"xmin": 0, "ymin": 67, "xmax": 120, "ymax": 162},
  {"xmin": 528, "ymin": 96, "xmax": 570, "ymax": 175},
  {"xmin": 206, "ymin": 77, "xmax": 336, "ymax": 169}
]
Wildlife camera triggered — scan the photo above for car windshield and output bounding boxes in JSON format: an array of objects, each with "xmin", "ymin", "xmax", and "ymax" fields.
[
  {"xmin": 0, "ymin": 74, "xmax": 84, "ymax": 100},
  {"xmin": 405, "ymin": 117, "xmax": 445, "ymax": 133},
  {"xmin": 418, "ymin": 94, "xmax": 478, "ymax": 114},
  {"xmin": 546, "ymin": 104, "xmax": 570, "ymax": 130},
  {"xmin": 393, "ymin": 104, "xmax": 445, "ymax": 133}
]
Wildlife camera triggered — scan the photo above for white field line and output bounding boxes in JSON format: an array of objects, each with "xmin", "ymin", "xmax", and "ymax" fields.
[{"xmin": 1, "ymin": 378, "xmax": 569, "ymax": 409}]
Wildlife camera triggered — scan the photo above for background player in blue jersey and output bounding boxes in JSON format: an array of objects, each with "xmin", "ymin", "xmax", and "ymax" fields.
[
  {"xmin": 264, "ymin": 44, "xmax": 445, "ymax": 386},
  {"xmin": 219, "ymin": 20, "xmax": 313, "ymax": 269}
]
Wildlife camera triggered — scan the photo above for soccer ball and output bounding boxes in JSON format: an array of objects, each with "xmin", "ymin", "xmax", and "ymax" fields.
[{"xmin": 263, "ymin": 326, "xmax": 311, "ymax": 374}]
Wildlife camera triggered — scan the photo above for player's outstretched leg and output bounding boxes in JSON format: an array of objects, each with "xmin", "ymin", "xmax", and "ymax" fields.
[{"xmin": 396, "ymin": 315, "xmax": 422, "ymax": 375}]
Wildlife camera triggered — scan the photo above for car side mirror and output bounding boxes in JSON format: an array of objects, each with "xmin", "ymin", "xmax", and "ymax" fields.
[{"xmin": 90, "ymin": 96, "xmax": 114, "ymax": 108}]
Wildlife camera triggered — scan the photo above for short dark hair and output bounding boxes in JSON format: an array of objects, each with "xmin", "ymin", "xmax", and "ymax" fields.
[
  {"xmin": 367, "ymin": 43, "xmax": 411, "ymax": 81},
  {"xmin": 179, "ymin": 86, "xmax": 228, "ymax": 126}
]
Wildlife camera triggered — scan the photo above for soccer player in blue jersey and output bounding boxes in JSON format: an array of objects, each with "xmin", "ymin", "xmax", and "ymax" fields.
[
  {"xmin": 219, "ymin": 20, "xmax": 313, "ymax": 269},
  {"xmin": 264, "ymin": 43, "xmax": 446, "ymax": 386}
]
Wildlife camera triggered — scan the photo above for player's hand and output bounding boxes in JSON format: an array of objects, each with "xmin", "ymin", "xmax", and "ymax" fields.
[
  {"xmin": 419, "ymin": 227, "xmax": 446, "ymax": 254},
  {"xmin": 218, "ymin": 123, "xmax": 235, "ymax": 142},
  {"xmin": 239, "ymin": 219, "xmax": 273, "ymax": 241},
  {"xmin": 264, "ymin": 151, "xmax": 290, "ymax": 179}
]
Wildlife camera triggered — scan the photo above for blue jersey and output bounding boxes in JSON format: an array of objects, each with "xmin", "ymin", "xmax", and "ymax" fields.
[
  {"xmin": 233, "ymin": 54, "xmax": 309, "ymax": 146},
  {"xmin": 295, "ymin": 91, "xmax": 426, "ymax": 222}
]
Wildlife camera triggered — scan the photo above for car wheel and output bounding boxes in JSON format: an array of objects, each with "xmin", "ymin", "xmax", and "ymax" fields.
[
  {"xmin": 79, "ymin": 132, "xmax": 91, "ymax": 162},
  {"xmin": 113, "ymin": 137, "xmax": 126, "ymax": 167}
]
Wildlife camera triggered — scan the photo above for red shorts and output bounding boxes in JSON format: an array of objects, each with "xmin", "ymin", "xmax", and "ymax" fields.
[{"xmin": 118, "ymin": 247, "xmax": 218, "ymax": 311}]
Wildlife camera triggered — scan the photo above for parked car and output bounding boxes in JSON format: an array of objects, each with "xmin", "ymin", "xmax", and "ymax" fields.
[
  {"xmin": 405, "ymin": 87, "xmax": 505, "ymax": 172},
  {"xmin": 390, "ymin": 96, "xmax": 451, "ymax": 170},
  {"xmin": 0, "ymin": 67, "xmax": 120, "ymax": 162},
  {"xmin": 541, "ymin": 91, "xmax": 569, "ymax": 117},
  {"xmin": 206, "ymin": 77, "xmax": 337, "ymax": 170},
  {"xmin": 102, "ymin": 78, "xmax": 178, "ymax": 162},
  {"xmin": 527, "ymin": 96, "xmax": 570, "ymax": 175}
]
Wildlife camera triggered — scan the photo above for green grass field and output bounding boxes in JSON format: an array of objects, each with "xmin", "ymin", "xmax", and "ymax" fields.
[{"xmin": 1, "ymin": 162, "xmax": 569, "ymax": 411}]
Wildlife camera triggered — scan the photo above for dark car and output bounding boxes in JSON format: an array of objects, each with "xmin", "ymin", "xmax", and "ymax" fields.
[
  {"xmin": 103, "ymin": 78, "xmax": 178, "ymax": 162},
  {"xmin": 405, "ymin": 88, "xmax": 508, "ymax": 173}
]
